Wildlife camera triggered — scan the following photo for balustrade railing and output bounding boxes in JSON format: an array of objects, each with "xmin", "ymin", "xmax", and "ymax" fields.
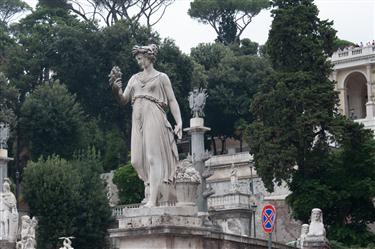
[
  {"xmin": 112, "ymin": 203, "xmax": 141, "ymax": 217},
  {"xmin": 208, "ymin": 193, "xmax": 251, "ymax": 209},
  {"xmin": 332, "ymin": 45, "xmax": 375, "ymax": 61}
]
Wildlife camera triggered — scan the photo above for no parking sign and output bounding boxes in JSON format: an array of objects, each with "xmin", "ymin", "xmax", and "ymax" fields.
[{"xmin": 261, "ymin": 204, "xmax": 276, "ymax": 234}]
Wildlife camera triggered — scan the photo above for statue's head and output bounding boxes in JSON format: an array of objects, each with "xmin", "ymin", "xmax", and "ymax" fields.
[
  {"xmin": 301, "ymin": 224, "xmax": 309, "ymax": 235},
  {"xmin": 132, "ymin": 44, "xmax": 158, "ymax": 69},
  {"xmin": 311, "ymin": 208, "xmax": 323, "ymax": 223},
  {"xmin": 3, "ymin": 178, "xmax": 11, "ymax": 192},
  {"xmin": 31, "ymin": 217, "xmax": 38, "ymax": 227}
]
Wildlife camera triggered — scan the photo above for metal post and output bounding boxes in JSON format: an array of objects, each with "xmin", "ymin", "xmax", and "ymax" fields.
[
  {"xmin": 253, "ymin": 209, "xmax": 256, "ymax": 238},
  {"xmin": 268, "ymin": 233, "xmax": 272, "ymax": 249},
  {"xmin": 250, "ymin": 164, "xmax": 254, "ymax": 195},
  {"xmin": 251, "ymin": 202, "xmax": 257, "ymax": 238}
]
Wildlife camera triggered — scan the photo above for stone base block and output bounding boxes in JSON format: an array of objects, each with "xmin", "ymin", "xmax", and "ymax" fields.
[
  {"xmin": 118, "ymin": 206, "xmax": 200, "ymax": 229},
  {"xmin": 0, "ymin": 241, "xmax": 16, "ymax": 249},
  {"xmin": 0, "ymin": 149, "xmax": 8, "ymax": 158},
  {"xmin": 110, "ymin": 225, "xmax": 295, "ymax": 249},
  {"xmin": 303, "ymin": 237, "xmax": 330, "ymax": 249},
  {"xmin": 110, "ymin": 206, "xmax": 294, "ymax": 249},
  {"xmin": 190, "ymin": 118, "xmax": 204, "ymax": 127}
]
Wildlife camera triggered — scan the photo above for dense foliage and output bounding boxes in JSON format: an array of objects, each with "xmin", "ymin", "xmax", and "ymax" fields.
[
  {"xmin": 191, "ymin": 42, "xmax": 272, "ymax": 153},
  {"xmin": 20, "ymin": 82, "xmax": 85, "ymax": 160},
  {"xmin": 113, "ymin": 162, "xmax": 145, "ymax": 204},
  {"xmin": 247, "ymin": 0, "xmax": 375, "ymax": 245},
  {"xmin": 23, "ymin": 151, "xmax": 112, "ymax": 249}
]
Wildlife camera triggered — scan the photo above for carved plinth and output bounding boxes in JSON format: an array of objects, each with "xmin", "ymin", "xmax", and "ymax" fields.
[
  {"xmin": 0, "ymin": 241, "xmax": 16, "ymax": 249},
  {"xmin": 176, "ymin": 182, "xmax": 199, "ymax": 206},
  {"xmin": 303, "ymin": 236, "xmax": 330, "ymax": 249}
]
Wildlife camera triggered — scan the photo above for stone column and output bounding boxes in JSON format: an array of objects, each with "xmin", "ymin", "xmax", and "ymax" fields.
[
  {"xmin": 333, "ymin": 71, "xmax": 344, "ymax": 114},
  {"xmin": 366, "ymin": 64, "xmax": 375, "ymax": 119},
  {"xmin": 0, "ymin": 149, "xmax": 13, "ymax": 192},
  {"xmin": 184, "ymin": 117, "xmax": 211, "ymax": 214}
]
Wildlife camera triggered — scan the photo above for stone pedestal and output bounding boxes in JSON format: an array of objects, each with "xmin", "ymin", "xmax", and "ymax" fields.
[
  {"xmin": 109, "ymin": 206, "xmax": 294, "ymax": 249},
  {"xmin": 184, "ymin": 119, "xmax": 211, "ymax": 213},
  {"xmin": 176, "ymin": 182, "xmax": 200, "ymax": 206},
  {"xmin": 303, "ymin": 236, "xmax": 330, "ymax": 249},
  {"xmin": 0, "ymin": 241, "xmax": 16, "ymax": 249}
]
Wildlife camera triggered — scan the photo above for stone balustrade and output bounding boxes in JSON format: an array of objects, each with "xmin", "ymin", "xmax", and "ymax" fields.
[
  {"xmin": 112, "ymin": 201, "xmax": 178, "ymax": 218},
  {"xmin": 208, "ymin": 193, "xmax": 252, "ymax": 210},
  {"xmin": 331, "ymin": 45, "xmax": 375, "ymax": 62},
  {"xmin": 112, "ymin": 203, "xmax": 141, "ymax": 217}
]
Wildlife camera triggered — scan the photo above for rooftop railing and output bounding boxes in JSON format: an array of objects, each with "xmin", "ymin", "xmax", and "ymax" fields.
[{"xmin": 331, "ymin": 45, "xmax": 375, "ymax": 62}]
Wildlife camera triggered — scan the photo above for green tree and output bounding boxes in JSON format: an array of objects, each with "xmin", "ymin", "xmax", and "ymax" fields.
[
  {"xmin": 0, "ymin": 0, "xmax": 30, "ymax": 25},
  {"xmin": 246, "ymin": 0, "xmax": 375, "ymax": 245},
  {"xmin": 188, "ymin": 0, "xmax": 270, "ymax": 44},
  {"xmin": 0, "ymin": 73, "xmax": 18, "ymax": 128},
  {"xmin": 71, "ymin": 148, "xmax": 113, "ymax": 249},
  {"xmin": 333, "ymin": 38, "xmax": 355, "ymax": 51},
  {"xmin": 113, "ymin": 162, "xmax": 144, "ymax": 204},
  {"xmin": 20, "ymin": 82, "xmax": 85, "ymax": 160},
  {"xmin": 247, "ymin": 0, "xmax": 337, "ymax": 191},
  {"xmin": 23, "ymin": 156, "xmax": 81, "ymax": 249},
  {"xmin": 156, "ymin": 38, "xmax": 194, "ymax": 125},
  {"xmin": 288, "ymin": 118, "xmax": 375, "ymax": 245},
  {"xmin": 23, "ymin": 153, "xmax": 112, "ymax": 249},
  {"xmin": 191, "ymin": 42, "xmax": 272, "ymax": 154}
]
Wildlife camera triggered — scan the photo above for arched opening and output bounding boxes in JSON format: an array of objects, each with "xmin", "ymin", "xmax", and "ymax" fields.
[{"xmin": 345, "ymin": 72, "xmax": 367, "ymax": 119}]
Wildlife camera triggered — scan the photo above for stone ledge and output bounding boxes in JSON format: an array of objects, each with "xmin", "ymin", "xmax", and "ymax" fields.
[
  {"xmin": 109, "ymin": 224, "xmax": 294, "ymax": 249},
  {"xmin": 110, "ymin": 224, "xmax": 215, "ymax": 238},
  {"xmin": 118, "ymin": 214, "xmax": 203, "ymax": 229},
  {"xmin": 121, "ymin": 205, "xmax": 198, "ymax": 217}
]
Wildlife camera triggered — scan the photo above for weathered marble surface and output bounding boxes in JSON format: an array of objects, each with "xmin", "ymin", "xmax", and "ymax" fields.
[
  {"xmin": 59, "ymin": 237, "xmax": 74, "ymax": 249},
  {"xmin": 0, "ymin": 240, "xmax": 15, "ymax": 249},
  {"xmin": 118, "ymin": 206, "xmax": 201, "ymax": 229},
  {"xmin": 110, "ymin": 44, "xmax": 182, "ymax": 208},
  {"xmin": 0, "ymin": 178, "xmax": 18, "ymax": 243},
  {"xmin": 303, "ymin": 208, "xmax": 330, "ymax": 249},
  {"xmin": 16, "ymin": 215, "xmax": 37, "ymax": 249},
  {"xmin": 110, "ymin": 224, "xmax": 296, "ymax": 249}
]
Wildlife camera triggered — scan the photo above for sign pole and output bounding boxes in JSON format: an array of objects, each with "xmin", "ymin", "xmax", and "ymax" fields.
[
  {"xmin": 268, "ymin": 232, "xmax": 272, "ymax": 249},
  {"xmin": 261, "ymin": 204, "xmax": 276, "ymax": 249}
]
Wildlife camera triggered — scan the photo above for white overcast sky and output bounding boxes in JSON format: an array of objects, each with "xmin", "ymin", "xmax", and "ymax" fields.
[{"xmin": 24, "ymin": 0, "xmax": 375, "ymax": 54}]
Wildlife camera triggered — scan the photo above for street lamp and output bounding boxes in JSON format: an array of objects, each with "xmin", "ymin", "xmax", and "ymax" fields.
[
  {"xmin": 251, "ymin": 202, "xmax": 257, "ymax": 238},
  {"xmin": 249, "ymin": 157, "xmax": 254, "ymax": 195}
]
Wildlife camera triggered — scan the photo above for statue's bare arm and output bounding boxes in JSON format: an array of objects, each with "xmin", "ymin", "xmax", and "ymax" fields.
[
  {"xmin": 112, "ymin": 78, "xmax": 131, "ymax": 105},
  {"xmin": 163, "ymin": 74, "xmax": 182, "ymax": 139}
]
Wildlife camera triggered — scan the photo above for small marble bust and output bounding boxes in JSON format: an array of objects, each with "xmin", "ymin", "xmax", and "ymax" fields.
[
  {"xmin": 307, "ymin": 208, "xmax": 326, "ymax": 237},
  {"xmin": 297, "ymin": 224, "xmax": 309, "ymax": 248}
]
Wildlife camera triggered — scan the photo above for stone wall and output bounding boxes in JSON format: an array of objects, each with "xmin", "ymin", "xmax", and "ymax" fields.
[{"xmin": 206, "ymin": 152, "xmax": 300, "ymax": 243}]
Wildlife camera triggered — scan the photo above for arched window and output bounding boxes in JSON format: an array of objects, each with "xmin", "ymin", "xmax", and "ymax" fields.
[{"xmin": 345, "ymin": 72, "xmax": 368, "ymax": 119}]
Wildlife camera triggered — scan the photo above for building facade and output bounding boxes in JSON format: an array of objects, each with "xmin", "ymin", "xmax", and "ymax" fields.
[{"xmin": 331, "ymin": 45, "xmax": 375, "ymax": 130}]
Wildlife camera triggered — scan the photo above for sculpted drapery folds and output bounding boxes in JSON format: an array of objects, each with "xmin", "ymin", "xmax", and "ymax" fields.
[
  {"xmin": 110, "ymin": 44, "xmax": 182, "ymax": 207},
  {"xmin": 0, "ymin": 178, "xmax": 18, "ymax": 242}
]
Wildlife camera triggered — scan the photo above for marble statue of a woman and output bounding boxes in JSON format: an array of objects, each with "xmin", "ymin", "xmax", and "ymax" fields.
[{"xmin": 110, "ymin": 44, "xmax": 182, "ymax": 207}]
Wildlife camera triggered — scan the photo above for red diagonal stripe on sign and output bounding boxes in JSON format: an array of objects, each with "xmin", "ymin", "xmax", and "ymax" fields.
[{"xmin": 263, "ymin": 211, "xmax": 274, "ymax": 226}]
